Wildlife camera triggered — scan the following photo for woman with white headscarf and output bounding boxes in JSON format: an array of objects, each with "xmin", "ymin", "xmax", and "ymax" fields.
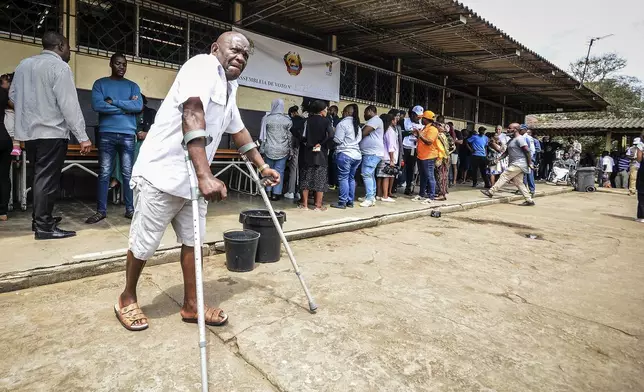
[{"xmin": 259, "ymin": 99, "xmax": 293, "ymax": 201}]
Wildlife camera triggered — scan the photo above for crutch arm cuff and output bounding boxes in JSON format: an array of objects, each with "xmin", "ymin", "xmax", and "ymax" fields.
[
  {"xmin": 183, "ymin": 129, "xmax": 212, "ymax": 146},
  {"xmin": 237, "ymin": 141, "xmax": 258, "ymax": 155}
]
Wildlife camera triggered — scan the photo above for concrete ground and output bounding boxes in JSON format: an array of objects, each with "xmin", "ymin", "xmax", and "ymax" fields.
[
  {"xmin": 0, "ymin": 183, "xmax": 557, "ymax": 276},
  {"xmin": 1, "ymin": 191, "xmax": 642, "ymax": 392}
]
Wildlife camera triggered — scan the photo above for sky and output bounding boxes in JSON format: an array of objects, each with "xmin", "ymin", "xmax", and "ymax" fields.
[{"xmin": 461, "ymin": 0, "xmax": 644, "ymax": 81}]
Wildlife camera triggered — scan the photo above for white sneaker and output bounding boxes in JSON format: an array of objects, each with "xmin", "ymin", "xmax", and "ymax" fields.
[
  {"xmin": 360, "ymin": 199, "xmax": 375, "ymax": 207},
  {"xmin": 421, "ymin": 198, "xmax": 433, "ymax": 205},
  {"xmin": 283, "ymin": 192, "xmax": 294, "ymax": 199},
  {"xmin": 358, "ymin": 197, "xmax": 366, "ymax": 202},
  {"xmin": 381, "ymin": 197, "xmax": 396, "ymax": 203},
  {"xmin": 376, "ymin": 196, "xmax": 382, "ymax": 201},
  {"xmin": 411, "ymin": 196, "xmax": 425, "ymax": 202},
  {"xmin": 636, "ymin": 218, "xmax": 644, "ymax": 223}
]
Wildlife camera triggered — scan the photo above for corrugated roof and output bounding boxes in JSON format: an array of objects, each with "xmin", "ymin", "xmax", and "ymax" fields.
[
  {"xmin": 533, "ymin": 118, "xmax": 644, "ymax": 130},
  {"xmin": 237, "ymin": 0, "xmax": 608, "ymax": 114}
]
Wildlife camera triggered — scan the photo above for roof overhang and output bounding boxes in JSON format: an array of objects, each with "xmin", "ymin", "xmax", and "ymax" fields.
[{"xmin": 236, "ymin": 0, "xmax": 609, "ymax": 114}]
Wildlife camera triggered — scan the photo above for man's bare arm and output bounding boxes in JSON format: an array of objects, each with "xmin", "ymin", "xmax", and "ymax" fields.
[
  {"xmin": 231, "ymin": 129, "xmax": 281, "ymax": 185},
  {"xmin": 362, "ymin": 125, "xmax": 375, "ymax": 137},
  {"xmin": 521, "ymin": 145, "xmax": 533, "ymax": 167},
  {"xmin": 182, "ymin": 97, "xmax": 210, "ymax": 178}
]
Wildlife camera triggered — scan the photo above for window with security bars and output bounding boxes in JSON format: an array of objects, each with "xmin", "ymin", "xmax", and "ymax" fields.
[
  {"xmin": 340, "ymin": 61, "xmax": 356, "ymax": 98},
  {"xmin": 77, "ymin": 0, "xmax": 136, "ymax": 56},
  {"xmin": 138, "ymin": 8, "xmax": 186, "ymax": 65},
  {"xmin": 375, "ymin": 72, "xmax": 394, "ymax": 107},
  {"xmin": 0, "ymin": 0, "xmax": 61, "ymax": 42},
  {"xmin": 355, "ymin": 65, "xmax": 375, "ymax": 102},
  {"xmin": 189, "ymin": 20, "xmax": 226, "ymax": 58},
  {"xmin": 399, "ymin": 79, "xmax": 413, "ymax": 108}
]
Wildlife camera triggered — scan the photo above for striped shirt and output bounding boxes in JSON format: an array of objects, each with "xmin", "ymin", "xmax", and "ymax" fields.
[{"xmin": 618, "ymin": 157, "xmax": 630, "ymax": 172}]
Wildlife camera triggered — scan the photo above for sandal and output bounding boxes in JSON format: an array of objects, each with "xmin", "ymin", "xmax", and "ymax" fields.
[
  {"xmin": 297, "ymin": 204, "xmax": 309, "ymax": 210},
  {"xmin": 114, "ymin": 301, "xmax": 149, "ymax": 331},
  {"xmin": 182, "ymin": 307, "xmax": 229, "ymax": 326},
  {"xmin": 313, "ymin": 206, "xmax": 327, "ymax": 211}
]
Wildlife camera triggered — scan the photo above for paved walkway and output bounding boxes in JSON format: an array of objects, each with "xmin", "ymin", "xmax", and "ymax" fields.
[
  {"xmin": 0, "ymin": 184, "xmax": 568, "ymax": 284},
  {"xmin": 1, "ymin": 192, "xmax": 641, "ymax": 392}
]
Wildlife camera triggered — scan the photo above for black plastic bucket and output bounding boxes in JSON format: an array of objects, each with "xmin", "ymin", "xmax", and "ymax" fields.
[
  {"xmin": 239, "ymin": 209, "xmax": 286, "ymax": 263},
  {"xmin": 223, "ymin": 230, "xmax": 260, "ymax": 272}
]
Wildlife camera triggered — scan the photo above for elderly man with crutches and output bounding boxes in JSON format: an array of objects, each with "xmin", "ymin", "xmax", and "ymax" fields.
[{"xmin": 114, "ymin": 31, "xmax": 281, "ymax": 330}]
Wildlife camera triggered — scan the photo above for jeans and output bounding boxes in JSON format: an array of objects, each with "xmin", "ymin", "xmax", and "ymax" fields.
[
  {"xmin": 336, "ymin": 152, "xmax": 361, "ymax": 205},
  {"xmin": 361, "ymin": 154, "xmax": 381, "ymax": 201},
  {"xmin": 265, "ymin": 156, "xmax": 288, "ymax": 194},
  {"xmin": 98, "ymin": 132, "xmax": 135, "ymax": 215},
  {"xmin": 418, "ymin": 158, "xmax": 436, "ymax": 199},
  {"xmin": 523, "ymin": 169, "xmax": 535, "ymax": 193},
  {"xmin": 25, "ymin": 138, "xmax": 68, "ymax": 230}
]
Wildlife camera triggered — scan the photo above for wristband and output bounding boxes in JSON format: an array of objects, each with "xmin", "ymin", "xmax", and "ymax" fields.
[{"xmin": 258, "ymin": 163, "xmax": 269, "ymax": 173}]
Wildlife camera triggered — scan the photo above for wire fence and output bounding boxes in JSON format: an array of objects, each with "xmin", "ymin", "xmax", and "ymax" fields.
[
  {"xmin": 0, "ymin": 0, "xmax": 61, "ymax": 43},
  {"xmin": 75, "ymin": 0, "xmax": 227, "ymax": 67}
]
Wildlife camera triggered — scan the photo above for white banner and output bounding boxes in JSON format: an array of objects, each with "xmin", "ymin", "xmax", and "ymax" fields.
[{"xmin": 234, "ymin": 28, "xmax": 340, "ymax": 102}]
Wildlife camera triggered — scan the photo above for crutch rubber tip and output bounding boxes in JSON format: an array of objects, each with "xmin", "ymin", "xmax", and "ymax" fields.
[{"xmin": 308, "ymin": 302, "xmax": 318, "ymax": 313}]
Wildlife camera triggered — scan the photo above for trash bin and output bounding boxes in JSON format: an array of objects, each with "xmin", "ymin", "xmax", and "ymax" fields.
[
  {"xmin": 576, "ymin": 167, "xmax": 596, "ymax": 192},
  {"xmin": 239, "ymin": 209, "xmax": 286, "ymax": 263},
  {"xmin": 223, "ymin": 230, "xmax": 260, "ymax": 272}
]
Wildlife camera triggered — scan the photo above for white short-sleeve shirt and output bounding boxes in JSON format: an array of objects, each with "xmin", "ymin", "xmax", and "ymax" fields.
[{"xmin": 132, "ymin": 54, "xmax": 244, "ymax": 199}]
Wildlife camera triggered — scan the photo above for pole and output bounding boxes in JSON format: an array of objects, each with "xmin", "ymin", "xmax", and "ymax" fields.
[
  {"xmin": 183, "ymin": 147, "xmax": 209, "ymax": 392},
  {"xmin": 579, "ymin": 38, "xmax": 594, "ymax": 87}
]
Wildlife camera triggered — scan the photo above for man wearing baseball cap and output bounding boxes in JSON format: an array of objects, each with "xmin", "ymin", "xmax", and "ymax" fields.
[
  {"xmin": 401, "ymin": 105, "xmax": 424, "ymax": 195},
  {"xmin": 411, "ymin": 110, "xmax": 439, "ymax": 203}
]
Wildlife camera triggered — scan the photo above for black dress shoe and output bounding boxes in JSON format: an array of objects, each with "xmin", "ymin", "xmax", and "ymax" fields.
[
  {"xmin": 85, "ymin": 212, "xmax": 107, "ymax": 224},
  {"xmin": 35, "ymin": 226, "xmax": 77, "ymax": 240},
  {"xmin": 32, "ymin": 216, "xmax": 62, "ymax": 232}
]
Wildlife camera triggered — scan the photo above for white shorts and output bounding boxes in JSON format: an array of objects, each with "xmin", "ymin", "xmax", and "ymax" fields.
[
  {"xmin": 450, "ymin": 153, "xmax": 459, "ymax": 165},
  {"xmin": 129, "ymin": 177, "xmax": 207, "ymax": 260}
]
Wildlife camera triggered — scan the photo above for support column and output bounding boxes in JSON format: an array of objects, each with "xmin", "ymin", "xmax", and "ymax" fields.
[
  {"xmin": 394, "ymin": 58, "xmax": 402, "ymax": 108},
  {"xmin": 233, "ymin": 1, "xmax": 243, "ymax": 24},
  {"xmin": 501, "ymin": 96, "xmax": 506, "ymax": 126},
  {"xmin": 330, "ymin": 35, "xmax": 337, "ymax": 52},
  {"xmin": 474, "ymin": 86, "xmax": 480, "ymax": 124},
  {"xmin": 186, "ymin": 19, "xmax": 191, "ymax": 60},
  {"xmin": 605, "ymin": 131, "xmax": 613, "ymax": 151},
  {"xmin": 440, "ymin": 76, "xmax": 447, "ymax": 114}
]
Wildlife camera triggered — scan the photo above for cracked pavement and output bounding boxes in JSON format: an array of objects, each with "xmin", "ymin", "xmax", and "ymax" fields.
[{"xmin": 1, "ymin": 191, "xmax": 643, "ymax": 391}]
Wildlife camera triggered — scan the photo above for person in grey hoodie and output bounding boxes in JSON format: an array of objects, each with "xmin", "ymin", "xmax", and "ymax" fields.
[
  {"xmin": 330, "ymin": 103, "xmax": 362, "ymax": 209},
  {"xmin": 259, "ymin": 98, "xmax": 292, "ymax": 200}
]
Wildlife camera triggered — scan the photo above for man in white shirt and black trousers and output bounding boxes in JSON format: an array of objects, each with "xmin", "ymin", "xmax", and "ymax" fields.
[{"xmin": 114, "ymin": 32, "xmax": 280, "ymax": 331}]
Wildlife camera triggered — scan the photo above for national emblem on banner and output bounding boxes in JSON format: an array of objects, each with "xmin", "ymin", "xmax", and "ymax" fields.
[{"xmin": 283, "ymin": 51, "xmax": 303, "ymax": 76}]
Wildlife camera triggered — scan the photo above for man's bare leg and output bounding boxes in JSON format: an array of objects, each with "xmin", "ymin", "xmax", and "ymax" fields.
[
  {"xmin": 179, "ymin": 244, "xmax": 227, "ymax": 323},
  {"xmin": 118, "ymin": 250, "xmax": 147, "ymax": 327},
  {"xmin": 119, "ymin": 251, "xmax": 147, "ymax": 306},
  {"xmin": 179, "ymin": 245, "xmax": 199, "ymax": 317}
]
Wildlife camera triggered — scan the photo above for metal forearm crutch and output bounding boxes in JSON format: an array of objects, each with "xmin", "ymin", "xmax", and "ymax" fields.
[
  {"xmin": 238, "ymin": 141, "xmax": 318, "ymax": 313},
  {"xmin": 182, "ymin": 130, "xmax": 213, "ymax": 392}
]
